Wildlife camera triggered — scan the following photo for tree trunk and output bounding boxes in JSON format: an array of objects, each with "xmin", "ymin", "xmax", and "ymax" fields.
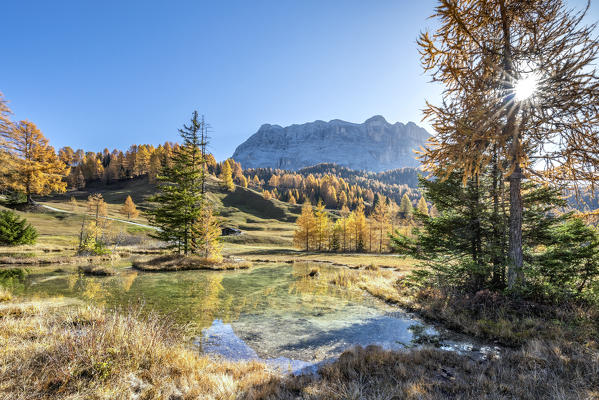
[
  {"xmin": 491, "ymin": 148, "xmax": 504, "ymax": 287},
  {"xmin": 508, "ymin": 164, "xmax": 524, "ymax": 288},
  {"xmin": 500, "ymin": 0, "xmax": 524, "ymax": 290}
]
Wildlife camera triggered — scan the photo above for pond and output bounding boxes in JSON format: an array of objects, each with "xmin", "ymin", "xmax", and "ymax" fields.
[{"xmin": 0, "ymin": 262, "xmax": 499, "ymax": 373}]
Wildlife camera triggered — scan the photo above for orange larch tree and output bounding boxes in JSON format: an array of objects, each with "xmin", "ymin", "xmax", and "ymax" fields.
[
  {"xmin": 1, "ymin": 120, "xmax": 69, "ymax": 203},
  {"xmin": 419, "ymin": 0, "xmax": 599, "ymax": 288}
]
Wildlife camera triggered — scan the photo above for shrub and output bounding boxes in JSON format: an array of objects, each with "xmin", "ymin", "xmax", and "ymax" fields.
[{"xmin": 0, "ymin": 210, "xmax": 37, "ymax": 246}]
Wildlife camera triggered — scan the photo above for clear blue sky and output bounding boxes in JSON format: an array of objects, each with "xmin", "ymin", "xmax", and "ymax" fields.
[{"xmin": 2, "ymin": 0, "xmax": 597, "ymax": 161}]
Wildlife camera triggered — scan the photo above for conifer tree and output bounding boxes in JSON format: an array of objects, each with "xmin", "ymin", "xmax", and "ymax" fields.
[
  {"xmin": 220, "ymin": 161, "xmax": 235, "ymax": 192},
  {"xmin": 331, "ymin": 219, "xmax": 343, "ymax": 252},
  {"xmin": 349, "ymin": 203, "xmax": 368, "ymax": 252},
  {"xmin": 121, "ymin": 195, "xmax": 139, "ymax": 220},
  {"xmin": 147, "ymin": 112, "xmax": 205, "ymax": 254},
  {"xmin": 0, "ymin": 210, "xmax": 37, "ymax": 245},
  {"xmin": 388, "ymin": 200, "xmax": 399, "ymax": 234},
  {"xmin": 195, "ymin": 202, "xmax": 222, "ymax": 260},
  {"xmin": 294, "ymin": 201, "xmax": 316, "ymax": 251},
  {"xmin": 0, "ymin": 92, "xmax": 12, "ymax": 134},
  {"xmin": 1, "ymin": 121, "xmax": 69, "ymax": 203},
  {"xmin": 339, "ymin": 205, "xmax": 350, "ymax": 252},
  {"xmin": 416, "ymin": 196, "xmax": 429, "ymax": 216},
  {"xmin": 76, "ymin": 171, "xmax": 86, "ymax": 189},
  {"xmin": 372, "ymin": 200, "xmax": 390, "ymax": 253},
  {"xmin": 399, "ymin": 193, "xmax": 413, "ymax": 220},
  {"xmin": 87, "ymin": 194, "xmax": 108, "ymax": 224},
  {"xmin": 148, "ymin": 152, "xmax": 161, "ymax": 184},
  {"xmin": 81, "ymin": 193, "xmax": 109, "ymax": 251},
  {"xmin": 314, "ymin": 201, "xmax": 331, "ymax": 251}
]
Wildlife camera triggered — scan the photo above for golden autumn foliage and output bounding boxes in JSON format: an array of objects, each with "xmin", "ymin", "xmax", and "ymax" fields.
[
  {"xmin": 87, "ymin": 193, "xmax": 108, "ymax": 220},
  {"xmin": 220, "ymin": 160, "xmax": 235, "ymax": 191},
  {"xmin": 0, "ymin": 91, "xmax": 11, "ymax": 134},
  {"xmin": 0, "ymin": 120, "xmax": 68, "ymax": 202},
  {"xmin": 314, "ymin": 201, "xmax": 331, "ymax": 251},
  {"xmin": 416, "ymin": 196, "xmax": 429, "ymax": 216},
  {"xmin": 193, "ymin": 202, "xmax": 222, "ymax": 260},
  {"xmin": 371, "ymin": 200, "xmax": 391, "ymax": 253},
  {"xmin": 121, "ymin": 195, "xmax": 139, "ymax": 220},
  {"xmin": 294, "ymin": 201, "xmax": 316, "ymax": 251}
]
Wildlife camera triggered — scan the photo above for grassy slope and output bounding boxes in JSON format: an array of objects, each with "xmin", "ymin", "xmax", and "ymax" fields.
[{"xmin": 36, "ymin": 175, "xmax": 300, "ymax": 250}]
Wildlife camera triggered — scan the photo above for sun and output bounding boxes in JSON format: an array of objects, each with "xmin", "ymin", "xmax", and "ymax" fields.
[{"xmin": 514, "ymin": 72, "xmax": 541, "ymax": 102}]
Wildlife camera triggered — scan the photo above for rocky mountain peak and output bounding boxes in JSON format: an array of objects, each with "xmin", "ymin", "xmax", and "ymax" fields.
[{"xmin": 232, "ymin": 116, "xmax": 431, "ymax": 172}]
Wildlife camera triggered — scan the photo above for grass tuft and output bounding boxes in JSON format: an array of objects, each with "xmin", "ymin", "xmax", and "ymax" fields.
[
  {"xmin": 132, "ymin": 254, "xmax": 252, "ymax": 272},
  {"xmin": 0, "ymin": 287, "xmax": 12, "ymax": 302},
  {"xmin": 78, "ymin": 265, "xmax": 116, "ymax": 276}
]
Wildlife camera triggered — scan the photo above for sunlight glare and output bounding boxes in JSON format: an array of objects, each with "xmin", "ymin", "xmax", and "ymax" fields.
[{"xmin": 514, "ymin": 72, "xmax": 541, "ymax": 102}]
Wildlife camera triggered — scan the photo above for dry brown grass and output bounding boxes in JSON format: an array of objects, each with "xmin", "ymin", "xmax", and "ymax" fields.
[
  {"xmin": 249, "ymin": 342, "xmax": 599, "ymax": 399},
  {"xmin": 0, "ymin": 298, "xmax": 273, "ymax": 399},
  {"xmin": 1, "ymin": 291, "xmax": 597, "ymax": 399},
  {"xmin": 326, "ymin": 268, "xmax": 599, "ymax": 350},
  {"xmin": 0, "ymin": 253, "xmax": 120, "ymax": 266},
  {"xmin": 132, "ymin": 254, "xmax": 252, "ymax": 272},
  {"xmin": 327, "ymin": 268, "xmax": 402, "ymax": 304},
  {"xmin": 0, "ymin": 286, "xmax": 12, "ymax": 302},
  {"xmin": 399, "ymin": 286, "xmax": 599, "ymax": 348}
]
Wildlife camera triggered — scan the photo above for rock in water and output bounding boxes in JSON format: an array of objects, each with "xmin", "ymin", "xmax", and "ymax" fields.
[{"xmin": 232, "ymin": 115, "xmax": 431, "ymax": 172}]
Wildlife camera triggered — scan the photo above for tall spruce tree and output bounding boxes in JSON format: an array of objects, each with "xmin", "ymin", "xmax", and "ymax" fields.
[{"xmin": 147, "ymin": 112, "xmax": 205, "ymax": 255}]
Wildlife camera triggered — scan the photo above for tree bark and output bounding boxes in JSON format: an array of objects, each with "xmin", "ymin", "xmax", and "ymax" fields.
[
  {"xmin": 508, "ymin": 163, "xmax": 524, "ymax": 288},
  {"xmin": 499, "ymin": 0, "xmax": 524, "ymax": 290}
]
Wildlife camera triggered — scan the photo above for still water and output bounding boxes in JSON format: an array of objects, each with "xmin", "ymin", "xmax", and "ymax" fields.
[{"xmin": 0, "ymin": 262, "xmax": 497, "ymax": 373}]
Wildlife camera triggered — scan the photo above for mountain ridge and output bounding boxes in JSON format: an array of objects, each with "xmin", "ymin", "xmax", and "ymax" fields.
[{"xmin": 232, "ymin": 115, "xmax": 431, "ymax": 172}]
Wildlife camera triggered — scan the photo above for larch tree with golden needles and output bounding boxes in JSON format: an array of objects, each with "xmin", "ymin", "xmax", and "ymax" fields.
[
  {"xmin": 79, "ymin": 193, "xmax": 110, "ymax": 253},
  {"xmin": 1, "ymin": 121, "xmax": 69, "ymax": 203},
  {"xmin": 419, "ymin": 0, "xmax": 599, "ymax": 289},
  {"xmin": 0, "ymin": 93, "xmax": 14, "ymax": 190},
  {"xmin": 349, "ymin": 202, "xmax": 368, "ymax": 252},
  {"xmin": 220, "ymin": 161, "xmax": 235, "ymax": 192},
  {"xmin": 0, "ymin": 92, "xmax": 10, "ymax": 128},
  {"xmin": 121, "ymin": 195, "xmax": 139, "ymax": 220},
  {"xmin": 399, "ymin": 193, "xmax": 413, "ymax": 220},
  {"xmin": 294, "ymin": 201, "xmax": 316, "ymax": 251},
  {"xmin": 417, "ymin": 196, "xmax": 429, "ymax": 216},
  {"xmin": 195, "ymin": 202, "xmax": 223, "ymax": 260},
  {"xmin": 339, "ymin": 205, "xmax": 350, "ymax": 252},
  {"xmin": 314, "ymin": 201, "xmax": 331, "ymax": 251},
  {"xmin": 371, "ymin": 200, "xmax": 390, "ymax": 253}
]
